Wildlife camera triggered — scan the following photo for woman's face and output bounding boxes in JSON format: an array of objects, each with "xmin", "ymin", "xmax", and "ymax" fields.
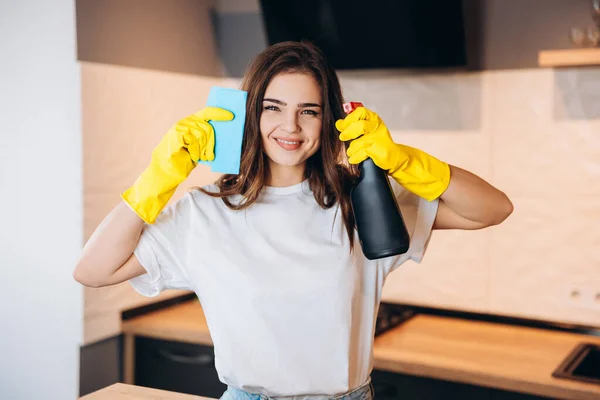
[{"xmin": 260, "ymin": 72, "xmax": 323, "ymax": 177}]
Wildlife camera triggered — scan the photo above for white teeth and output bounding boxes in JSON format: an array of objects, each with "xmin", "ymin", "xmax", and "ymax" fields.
[{"xmin": 276, "ymin": 138, "xmax": 300, "ymax": 145}]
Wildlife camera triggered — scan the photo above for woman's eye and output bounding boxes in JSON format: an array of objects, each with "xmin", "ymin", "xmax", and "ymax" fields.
[
  {"xmin": 302, "ymin": 109, "xmax": 319, "ymax": 116},
  {"xmin": 263, "ymin": 105, "xmax": 279, "ymax": 111}
]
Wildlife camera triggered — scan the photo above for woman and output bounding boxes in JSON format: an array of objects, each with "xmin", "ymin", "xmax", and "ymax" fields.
[{"xmin": 74, "ymin": 41, "xmax": 513, "ymax": 400}]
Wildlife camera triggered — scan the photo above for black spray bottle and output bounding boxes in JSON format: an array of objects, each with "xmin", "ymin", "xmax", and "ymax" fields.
[{"xmin": 343, "ymin": 101, "xmax": 410, "ymax": 260}]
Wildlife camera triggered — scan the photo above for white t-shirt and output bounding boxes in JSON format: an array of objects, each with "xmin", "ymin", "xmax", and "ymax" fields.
[{"xmin": 130, "ymin": 178, "xmax": 438, "ymax": 399}]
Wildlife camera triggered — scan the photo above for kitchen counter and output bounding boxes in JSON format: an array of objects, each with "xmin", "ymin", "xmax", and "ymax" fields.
[
  {"xmin": 122, "ymin": 300, "xmax": 600, "ymax": 400},
  {"xmin": 81, "ymin": 383, "xmax": 214, "ymax": 399}
]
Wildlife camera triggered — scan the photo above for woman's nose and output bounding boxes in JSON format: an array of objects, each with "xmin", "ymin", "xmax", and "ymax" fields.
[{"xmin": 280, "ymin": 111, "xmax": 300, "ymax": 133}]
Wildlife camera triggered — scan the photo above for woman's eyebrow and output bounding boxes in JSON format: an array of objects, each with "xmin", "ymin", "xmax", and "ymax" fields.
[
  {"xmin": 263, "ymin": 98, "xmax": 322, "ymax": 108},
  {"xmin": 299, "ymin": 102, "xmax": 322, "ymax": 108},
  {"xmin": 263, "ymin": 98, "xmax": 285, "ymax": 105}
]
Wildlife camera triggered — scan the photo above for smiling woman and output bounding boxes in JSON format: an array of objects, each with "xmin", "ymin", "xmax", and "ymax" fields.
[
  {"xmin": 260, "ymin": 74, "xmax": 323, "ymax": 184},
  {"xmin": 73, "ymin": 40, "xmax": 512, "ymax": 400},
  {"xmin": 199, "ymin": 41, "xmax": 358, "ymax": 248}
]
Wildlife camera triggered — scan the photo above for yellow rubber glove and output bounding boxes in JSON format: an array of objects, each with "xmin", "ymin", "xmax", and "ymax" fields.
[
  {"xmin": 121, "ymin": 107, "xmax": 234, "ymax": 223},
  {"xmin": 336, "ymin": 107, "xmax": 451, "ymax": 201}
]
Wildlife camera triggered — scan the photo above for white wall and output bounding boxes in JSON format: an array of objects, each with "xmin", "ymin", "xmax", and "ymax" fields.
[{"xmin": 0, "ymin": 0, "xmax": 83, "ymax": 398}]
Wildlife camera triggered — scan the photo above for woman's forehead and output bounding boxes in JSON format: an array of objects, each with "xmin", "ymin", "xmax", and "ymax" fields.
[{"xmin": 264, "ymin": 73, "xmax": 321, "ymax": 103}]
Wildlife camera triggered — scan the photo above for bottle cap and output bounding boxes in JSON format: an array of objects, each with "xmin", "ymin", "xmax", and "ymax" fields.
[{"xmin": 342, "ymin": 101, "xmax": 364, "ymax": 114}]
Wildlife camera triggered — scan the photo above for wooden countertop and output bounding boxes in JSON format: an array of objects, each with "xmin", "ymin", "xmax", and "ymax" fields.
[
  {"xmin": 122, "ymin": 301, "xmax": 600, "ymax": 400},
  {"xmin": 81, "ymin": 383, "xmax": 214, "ymax": 399}
]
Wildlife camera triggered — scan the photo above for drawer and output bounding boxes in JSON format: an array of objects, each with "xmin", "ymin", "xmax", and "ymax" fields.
[{"xmin": 135, "ymin": 337, "xmax": 227, "ymax": 398}]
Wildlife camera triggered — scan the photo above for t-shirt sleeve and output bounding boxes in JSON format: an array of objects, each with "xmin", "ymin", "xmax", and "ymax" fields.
[
  {"xmin": 129, "ymin": 192, "xmax": 197, "ymax": 297},
  {"xmin": 380, "ymin": 178, "xmax": 439, "ymax": 274}
]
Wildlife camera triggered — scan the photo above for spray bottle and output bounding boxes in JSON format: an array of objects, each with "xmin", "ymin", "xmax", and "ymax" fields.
[{"xmin": 343, "ymin": 101, "xmax": 410, "ymax": 260}]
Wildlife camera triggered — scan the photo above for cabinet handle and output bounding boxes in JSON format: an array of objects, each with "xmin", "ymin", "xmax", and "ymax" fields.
[{"xmin": 156, "ymin": 349, "xmax": 214, "ymax": 365}]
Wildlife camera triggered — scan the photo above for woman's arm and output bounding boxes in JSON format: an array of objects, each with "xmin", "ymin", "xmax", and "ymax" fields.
[
  {"xmin": 73, "ymin": 202, "xmax": 146, "ymax": 288},
  {"xmin": 433, "ymin": 165, "xmax": 513, "ymax": 230},
  {"xmin": 73, "ymin": 106, "xmax": 234, "ymax": 288},
  {"xmin": 335, "ymin": 106, "xmax": 513, "ymax": 231}
]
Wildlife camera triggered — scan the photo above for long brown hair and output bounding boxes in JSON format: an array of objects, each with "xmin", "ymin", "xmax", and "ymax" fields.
[{"xmin": 199, "ymin": 41, "xmax": 358, "ymax": 248}]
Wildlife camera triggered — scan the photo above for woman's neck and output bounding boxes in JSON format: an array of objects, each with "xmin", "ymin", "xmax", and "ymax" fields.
[{"xmin": 267, "ymin": 163, "xmax": 306, "ymax": 187}]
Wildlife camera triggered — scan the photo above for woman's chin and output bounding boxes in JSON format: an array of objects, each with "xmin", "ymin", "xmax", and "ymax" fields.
[{"xmin": 267, "ymin": 154, "xmax": 308, "ymax": 169}]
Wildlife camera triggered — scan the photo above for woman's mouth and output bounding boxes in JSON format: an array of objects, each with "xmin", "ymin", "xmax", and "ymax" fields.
[{"xmin": 274, "ymin": 137, "xmax": 302, "ymax": 151}]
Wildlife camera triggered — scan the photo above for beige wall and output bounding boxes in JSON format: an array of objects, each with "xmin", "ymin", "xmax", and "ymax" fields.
[
  {"xmin": 81, "ymin": 62, "xmax": 226, "ymax": 344},
  {"xmin": 76, "ymin": 0, "xmax": 223, "ymax": 77},
  {"xmin": 81, "ymin": 59, "xmax": 600, "ymax": 343},
  {"xmin": 348, "ymin": 68, "xmax": 600, "ymax": 327}
]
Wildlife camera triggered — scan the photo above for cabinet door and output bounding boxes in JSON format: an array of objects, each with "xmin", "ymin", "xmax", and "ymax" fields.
[
  {"xmin": 79, "ymin": 335, "xmax": 122, "ymax": 396},
  {"xmin": 371, "ymin": 369, "xmax": 551, "ymax": 400},
  {"xmin": 371, "ymin": 369, "xmax": 493, "ymax": 400},
  {"xmin": 135, "ymin": 337, "xmax": 227, "ymax": 398}
]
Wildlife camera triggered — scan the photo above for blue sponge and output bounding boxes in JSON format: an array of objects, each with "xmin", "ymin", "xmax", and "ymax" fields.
[{"xmin": 199, "ymin": 86, "xmax": 247, "ymax": 174}]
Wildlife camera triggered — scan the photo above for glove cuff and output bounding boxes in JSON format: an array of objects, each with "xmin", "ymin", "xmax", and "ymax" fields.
[
  {"xmin": 121, "ymin": 158, "xmax": 189, "ymax": 224},
  {"xmin": 424, "ymin": 160, "xmax": 451, "ymax": 200},
  {"xmin": 390, "ymin": 154, "xmax": 451, "ymax": 201}
]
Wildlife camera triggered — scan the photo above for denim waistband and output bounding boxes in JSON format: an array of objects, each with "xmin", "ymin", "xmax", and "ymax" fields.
[{"xmin": 221, "ymin": 378, "xmax": 373, "ymax": 400}]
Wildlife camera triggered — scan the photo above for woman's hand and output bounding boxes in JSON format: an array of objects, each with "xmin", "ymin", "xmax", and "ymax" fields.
[
  {"xmin": 335, "ymin": 106, "xmax": 450, "ymax": 201},
  {"xmin": 336, "ymin": 106, "xmax": 513, "ymax": 229},
  {"xmin": 121, "ymin": 107, "xmax": 234, "ymax": 224}
]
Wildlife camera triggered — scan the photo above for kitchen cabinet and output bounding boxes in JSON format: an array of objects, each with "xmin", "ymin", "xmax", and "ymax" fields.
[
  {"xmin": 132, "ymin": 337, "xmax": 550, "ymax": 400},
  {"xmin": 135, "ymin": 337, "xmax": 226, "ymax": 399},
  {"xmin": 120, "ymin": 300, "xmax": 600, "ymax": 399},
  {"xmin": 370, "ymin": 369, "xmax": 550, "ymax": 400}
]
